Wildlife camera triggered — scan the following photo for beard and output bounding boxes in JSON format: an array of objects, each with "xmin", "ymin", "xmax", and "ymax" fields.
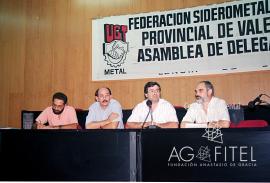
[
  {"xmin": 52, "ymin": 107, "xmax": 65, "ymax": 115},
  {"xmin": 195, "ymin": 95, "xmax": 203, "ymax": 104}
]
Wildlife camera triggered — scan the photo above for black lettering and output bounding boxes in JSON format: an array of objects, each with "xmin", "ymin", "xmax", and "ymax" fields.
[
  {"xmin": 153, "ymin": 48, "xmax": 160, "ymax": 61},
  {"xmin": 142, "ymin": 32, "xmax": 149, "ymax": 46},
  {"xmin": 227, "ymin": 40, "xmax": 235, "ymax": 55},
  {"xmin": 167, "ymin": 13, "xmax": 173, "ymax": 26},
  {"xmin": 232, "ymin": 4, "xmax": 243, "ymax": 18},
  {"xmin": 218, "ymin": 23, "xmax": 226, "ymax": 38},
  {"xmin": 193, "ymin": 10, "xmax": 200, "ymax": 23},
  {"xmin": 195, "ymin": 44, "xmax": 204, "ymax": 58},
  {"xmin": 145, "ymin": 48, "xmax": 152, "ymax": 61},
  {"xmin": 186, "ymin": 27, "xmax": 194, "ymax": 41},
  {"xmin": 149, "ymin": 31, "xmax": 157, "ymax": 45},
  {"xmin": 104, "ymin": 69, "xmax": 111, "ymax": 75},
  {"xmin": 187, "ymin": 45, "xmax": 194, "ymax": 58},
  {"xmin": 258, "ymin": 37, "xmax": 269, "ymax": 51},
  {"xmin": 165, "ymin": 29, "xmax": 173, "ymax": 44},
  {"xmin": 172, "ymin": 47, "xmax": 179, "ymax": 60},
  {"xmin": 152, "ymin": 15, "xmax": 159, "ymax": 28},
  {"xmin": 207, "ymin": 43, "xmax": 216, "ymax": 56},
  {"xmin": 137, "ymin": 49, "xmax": 144, "ymax": 62},
  {"xmin": 146, "ymin": 16, "xmax": 152, "ymax": 28},
  {"xmin": 159, "ymin": 15, "xmax": 166, "ymax": 27},
  {"xmin": 264, "ymin": 17, "xmax": 270, "ymax": 33},
  {"xmin": 238, "ymin": 20, "xmax": 246, "ymax": 36},
  {"xmin": 160, "ymin": 47, "xmax": 172, "ymax": 60},
  {"xmin": 226, "ymin": 22, "xmax": 234, "ymax": 37},
  {"xmin": 216, "ymin": 42, "xmax": 223, "ymax": 56},
  {"xmin": 140, "ymin": 17, "xmax": 146, "ymax": 29},
  {"xmin": 251, "ymin": 37, "xmax": 259, "ymax": 52},
  {"xmin": 226, "ymin": 6, "xmax": 233, "ymax": 19},
  {"xmin": 157, "ymin": 30, "xmax": 164, "ymax": 44}
]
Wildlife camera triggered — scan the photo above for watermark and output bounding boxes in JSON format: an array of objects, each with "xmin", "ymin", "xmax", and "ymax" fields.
[{"xmin": 168, "ymin": 127, "xmax": 257, "ymax": 168}]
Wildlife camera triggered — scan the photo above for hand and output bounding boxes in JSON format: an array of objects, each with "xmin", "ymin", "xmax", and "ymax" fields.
[
  {"xmin": 153, "ymin": 122, "xmax": 160, "ymax": 127},
  {"xmin": 108, "ymin": 112, "xmax": 119, "ymax": 122},
  {"xmin": 37, "ymin": 123, "xmax": 59, "ymax": 129},
  {"xmin": 142, "ymin": 122, "xmax": 152, "ymax": 128},
  {"xmin": 37, "ymin": 122, "xmax": 46, "ymax": 129},
  {"xmin": 208, "ymin": 121, "xmax": 219, "ymax": 128},
  {"xmin": 180, "ymin": 122, "xmax": 187, "ymax": 128}
]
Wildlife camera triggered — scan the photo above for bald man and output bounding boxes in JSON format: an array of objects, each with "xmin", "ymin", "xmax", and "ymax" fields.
[
  {"xmin": 85, "ymin": 87, "xmax": 124, "ymax": 129},
  {"xmin": 181, "ymin": 81, "xmax": 230, "ymax": 128}
]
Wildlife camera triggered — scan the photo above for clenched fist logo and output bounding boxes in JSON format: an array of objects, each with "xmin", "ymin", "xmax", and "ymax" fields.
[{"xmin": 104, "ymin": 40, "xmax": 128, "ymax": 68}]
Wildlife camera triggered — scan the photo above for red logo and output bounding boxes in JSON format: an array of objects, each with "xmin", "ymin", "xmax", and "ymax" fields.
[{"xmin": 103, "ymin": 24, "xmax": 129, "ymax": 68}]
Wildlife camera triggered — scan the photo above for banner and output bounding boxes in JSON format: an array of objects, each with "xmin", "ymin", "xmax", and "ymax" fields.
[{"xmin": 92, "ymin": 0, "xmax": 270, "ymax": 81}]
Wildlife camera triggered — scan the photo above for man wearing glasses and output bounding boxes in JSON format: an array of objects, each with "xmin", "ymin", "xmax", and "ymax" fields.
[
  {"xmin": 85, "ymin": 87, "xmax": 123, "ymax": 129},
  {"xmin": 126, "ymin": 81, "xmax": 179, "ymax": 129},
  {"xmin": 35, "ymin": 92, "xmax": 78, "ymax": 129}
]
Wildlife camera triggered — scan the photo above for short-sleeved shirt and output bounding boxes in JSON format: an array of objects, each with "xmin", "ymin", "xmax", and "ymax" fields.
[
  {"xmin": 182, "ymin": 97, "xmax": 230, "ymax": 124},
  {"xmin": 85, "ymin": 99, "xmax": 124, "ymax": 129},
  {"xmin": 36, "ymin": 106, "xmax": 78, "ymax": 126},
  {"xmin": 127, "ymin": 99, "xmax": 179, "ymax": 123}
]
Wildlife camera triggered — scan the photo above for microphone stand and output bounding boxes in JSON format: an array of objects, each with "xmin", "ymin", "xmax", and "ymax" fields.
[
  {"xmin": 141, "ymin": 107, "xmax": 151, "ymax": 129},
  {"xmin": 142, "ymin": 100, "xmax": 161, "ymax": 129},
  {"xmin": 145, "ymin": 109, "xmax": 160, "ymax": 129}
]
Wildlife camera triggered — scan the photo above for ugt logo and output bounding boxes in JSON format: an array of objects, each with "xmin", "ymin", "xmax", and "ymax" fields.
[{"xmin": 103, "ymin": 24, "xmax": 128, "ymax": 68}]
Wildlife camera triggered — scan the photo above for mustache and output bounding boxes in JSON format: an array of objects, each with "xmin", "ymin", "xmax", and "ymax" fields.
[
  {"xmin": 195, "ymin": 95, "xmax": 201, "ymax": 99},
  {"xmin": 52, "ymin": 108, "xmax": 64, "ymax": 115},
  {"xmin": 101, "ymin": 100, "xmax": 108, "ymax": 103}
]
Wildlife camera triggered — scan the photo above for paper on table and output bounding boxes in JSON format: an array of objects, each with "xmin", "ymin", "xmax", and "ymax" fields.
[{"xmin": 185, "ymin": 122, "xmax": 207, "ymax": 128}]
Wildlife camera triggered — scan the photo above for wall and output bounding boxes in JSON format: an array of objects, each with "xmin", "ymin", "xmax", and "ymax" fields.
[{"xmin": 0, "ymin": 0, "xmax": 269, "ymax": 128}]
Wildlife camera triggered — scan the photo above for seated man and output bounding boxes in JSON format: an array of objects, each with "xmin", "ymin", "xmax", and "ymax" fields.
[
  {"xmin": 181, "ymin": 81, "xmax": 230, "ymax": 128},
  {"xmin": 85, "ymin": 87, "xmax": 124, "ymax": 129},
  {"xmin": 126, "ymin": 81, "xmax": 179, "ymax": 129},
  {"xmin": 35, "ymin": 92, "xmax": 78, "ymax": 129}
]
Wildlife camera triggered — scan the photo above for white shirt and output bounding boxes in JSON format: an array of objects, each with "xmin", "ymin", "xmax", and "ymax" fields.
[
  {"xmin": 85, "ymin": 99, "xmax": 124, "ymax": 129},
  {"xmin": 182, "ymin": 97, "xmax": 230, "ymax": 125},
  {"xmin": 127, "ymin": 99, "xmax": 178, "ymax": 123}
]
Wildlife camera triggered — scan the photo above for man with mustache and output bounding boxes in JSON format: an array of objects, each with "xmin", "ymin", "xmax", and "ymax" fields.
[
  {"xmin": 35, "ymin": 92, "xmax": 78, "ymax": 129},
  {"xmin": 85, "ymin": 87, "xmax": 124, "ymax": 129},
  {"xmin": 181, "ymin": 81, "xmax": 230, "ymax": 128},
  {"xmin": 125, "ymin": 81, "xmax": 179, "ymax": 129}
]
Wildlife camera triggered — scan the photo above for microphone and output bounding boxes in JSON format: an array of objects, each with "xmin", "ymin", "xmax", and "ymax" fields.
[
  {"xmin": 141, "ymin": 100, "xmax": 152, "ymax": 129},
  {"xmin": 248, "ymin": 94, "xmax": 263, "ymax": 108},
  {"xmin": 146, "ymin": 99, "xmax": 152, "ymax": 108},
  {"xmin": 144, "ymin": 100, "xmax": 161, "ymax": 129}
]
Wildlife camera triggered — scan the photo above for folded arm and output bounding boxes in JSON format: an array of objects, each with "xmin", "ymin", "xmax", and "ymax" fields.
[
  {"xmin": 181, "ymin": 120, "xmax": 230, "ymax": 128},
  {"xmin": 36, "ymin": 122, "xmax": 78, "ymax": 129},
  {"xmin": 86, "ymin": 112, "xmax": 119, "ymax": 129},
  {"xmin": 208, "ymin": 120, "xmax": 230, "ymax": 128},
  {"xmin": 155, "ymin": 122, "xmax": 179, "ymax": 128},
  {"xmin": 125, "ymin": 122, "xmax": 152, "ymax": 129}
]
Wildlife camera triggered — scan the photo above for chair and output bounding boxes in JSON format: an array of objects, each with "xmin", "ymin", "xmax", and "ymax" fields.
[{"xmin": 230, "ymin": 120, "xmax": 268, "ymax": 128}]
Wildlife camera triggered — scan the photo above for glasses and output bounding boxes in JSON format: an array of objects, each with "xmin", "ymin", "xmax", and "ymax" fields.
[
  {"xmin": 148, "ymin": 89, "xmax": 160, "ymax": 94},
  {"xmin": 98, "ymin": 94, "xmax": 110, "ymax": 99}
]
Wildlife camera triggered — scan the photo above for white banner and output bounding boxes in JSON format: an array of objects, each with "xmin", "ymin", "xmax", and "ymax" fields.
[{"xmin": 92, "ymin": 0, "xmax": 270, "ymax": 81}]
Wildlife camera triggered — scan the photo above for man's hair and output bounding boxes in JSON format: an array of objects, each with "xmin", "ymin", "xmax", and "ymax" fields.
[
  {"xmin": 52, "ymin": 92, "xmax": 68, "ymax": 104},
  {"xmin": 200, "ymin": 80, "xmax": 215, "ymax": 96},
  {"xmin": 144, "ymin": 81, "xmax": 161, "ymax": 94},
  {"xmin": 95, "ymin": 87, "xmax": 112, "ymax": 97}
]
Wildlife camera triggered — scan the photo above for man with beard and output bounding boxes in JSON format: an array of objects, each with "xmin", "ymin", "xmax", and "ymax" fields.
[
  {"xmin": 181, "ymin": 81, "xmax": 230, "ymax": 128},
  {"xmin": 85, "ymin": 87, "xmax": 124, "ymax": 129},
  {"xmin": 35, "ymin": 92, "xmax": 78, "ymax": 129},
  {"xmin": 125, "ymin": 81, "xmax": 178, "ymax": 129}
]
